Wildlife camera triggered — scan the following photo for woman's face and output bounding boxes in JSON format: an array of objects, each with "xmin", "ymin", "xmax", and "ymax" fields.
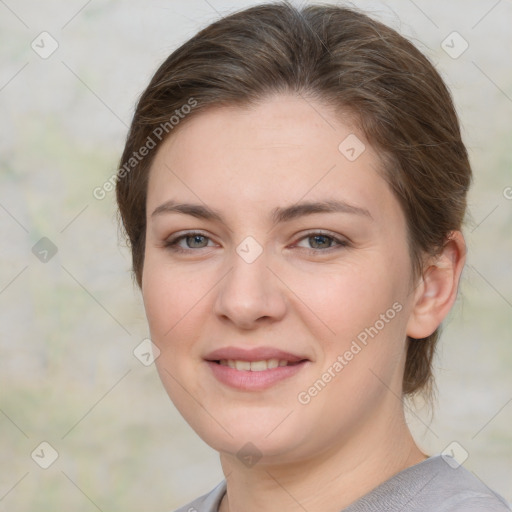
[{"xmin": 142, "ymin": 94, "xmax": 419, "ymax": 464}]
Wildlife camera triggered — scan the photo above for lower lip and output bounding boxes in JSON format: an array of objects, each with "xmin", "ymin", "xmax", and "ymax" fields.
[{"xmin": 206, "ymin": 361, "xmax": 308, "ymax": 391}]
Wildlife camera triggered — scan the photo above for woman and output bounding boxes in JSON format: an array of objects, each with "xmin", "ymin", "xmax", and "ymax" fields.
[{"xmin": 116, "ymin": 3, "xmax": 511, "ymax": 511}]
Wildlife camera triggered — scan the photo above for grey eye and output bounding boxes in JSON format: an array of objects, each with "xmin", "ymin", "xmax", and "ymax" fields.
[
  {"xmin": 308, "ymin": 234, "xmax": 334, "ymax": 249},
  {"xmin": 185, "ymin": 234, "xmax": 209, "ymax": 248}
]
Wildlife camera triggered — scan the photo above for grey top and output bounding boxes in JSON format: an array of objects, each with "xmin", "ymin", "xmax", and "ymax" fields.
[{"xmin": 173, "ymin": 455, "xmax": 511, "ymax": 512}]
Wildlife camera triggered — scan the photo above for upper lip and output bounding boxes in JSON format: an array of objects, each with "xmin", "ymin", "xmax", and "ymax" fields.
[{"xmin": 204, "ymin": 346, "xmax": 308, "ymax": 363}]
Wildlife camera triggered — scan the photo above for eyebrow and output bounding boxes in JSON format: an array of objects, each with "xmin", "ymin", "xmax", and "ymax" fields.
[{"xmin": 151, "ymin": 199, "xmax": 372, "ymax": 225}]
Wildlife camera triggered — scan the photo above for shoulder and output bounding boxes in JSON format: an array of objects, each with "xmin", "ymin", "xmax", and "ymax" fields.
[
  {"xmin": 344, "ymin": 455, "xmax": 511, "ymax": 512},
  {"xmin": 440, "ymin": 493, "xmax": 512, "ymax": 512},
  {"xmin": 402, "ymin": 455, "xmax": 511, "ymax": 512},
  {"xmin": 171, "ymin": 481, "xmax": 226, "ymax": 512}
]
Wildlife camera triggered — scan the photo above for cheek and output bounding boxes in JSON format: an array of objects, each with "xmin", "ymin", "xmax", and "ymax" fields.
[
  {"xmin": 286, "ymin": 257, "xmax": 411, "ymax": 401},
  {"xmin": 141, "ymin": 260, "xmax": 210, "ymax": 410},
  {"xmin": 141, "ymin": 258, "xmax": 211, "ymax": 346},
  {"xmin": 284, "ymin": 259, "xmax": 408, "ymax": 340}
]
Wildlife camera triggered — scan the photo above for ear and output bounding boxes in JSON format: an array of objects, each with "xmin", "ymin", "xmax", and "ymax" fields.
[{"xmin": 406, "ymin": 231, "xmax": 466, "ymax": 339}]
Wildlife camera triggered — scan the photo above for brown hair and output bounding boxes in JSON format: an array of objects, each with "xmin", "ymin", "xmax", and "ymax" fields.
[{"xmin": 116, "ymin": 2, "xmax": 471, "ymax": 397}]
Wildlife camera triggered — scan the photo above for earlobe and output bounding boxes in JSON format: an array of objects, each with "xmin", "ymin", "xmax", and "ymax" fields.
[{"xmin": 406, "ymin": 231, "xmax": 466, "ymax": 339}]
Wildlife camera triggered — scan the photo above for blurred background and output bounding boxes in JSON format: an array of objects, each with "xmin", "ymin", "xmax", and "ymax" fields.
[{"xmin": 0, "ymin": 0, "xmax": 511, "ymax": 510}]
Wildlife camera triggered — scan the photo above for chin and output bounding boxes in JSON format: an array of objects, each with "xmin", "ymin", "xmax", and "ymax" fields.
[{"xmin": 188, "ymin": 414, "xmax": 313, "ymax": 465}]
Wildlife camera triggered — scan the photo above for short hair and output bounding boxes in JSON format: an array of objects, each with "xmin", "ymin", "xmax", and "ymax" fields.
[{"xmin": 116, "ymin": 2, "xmax": 472, "ymax": 398}]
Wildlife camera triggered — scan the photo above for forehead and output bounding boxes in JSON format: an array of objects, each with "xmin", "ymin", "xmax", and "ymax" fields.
[{"xmin": 146, "ymin": 94, "xmax": 397, "ymax": 225}]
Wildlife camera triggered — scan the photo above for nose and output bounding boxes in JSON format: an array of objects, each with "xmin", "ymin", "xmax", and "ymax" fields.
[{"xmin": 213, "ymin": 248, "xmax": 287, "ymax": 330}]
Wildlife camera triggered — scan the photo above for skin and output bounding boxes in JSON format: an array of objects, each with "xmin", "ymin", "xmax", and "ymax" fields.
[{"xmin": 142, "ymin": 93, "xmax": 466, "ymax": 512}]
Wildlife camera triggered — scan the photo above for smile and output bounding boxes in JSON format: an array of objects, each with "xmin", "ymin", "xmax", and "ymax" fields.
[
  {"xmin": 205, "ymin": 347, "xmax": 310, "ymax": 391},
  {"xmin": 217, "ymin": 359, "xmax": 300, "ymax": 371}
]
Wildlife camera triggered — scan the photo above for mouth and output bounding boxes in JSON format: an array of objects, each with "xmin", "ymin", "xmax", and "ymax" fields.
[
  {"xmin": 213, "ymin": 358, "xmax": 306, "ymax": 371},
  {"xmin": 204, "ymin": 347, "xmax": 310, "ymax": 391}
]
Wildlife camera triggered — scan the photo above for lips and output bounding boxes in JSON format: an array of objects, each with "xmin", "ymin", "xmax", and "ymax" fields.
[
  {"xmin": 219, "ymin": 359, "xmax": 290, "ymax": 371},
  {"xmin": 204, "ymin": 346, "xmax": 310, "ymax": 391},
  {"xmin": 205, "ymin": 346, "xmax": 307, "ymax": 364}
]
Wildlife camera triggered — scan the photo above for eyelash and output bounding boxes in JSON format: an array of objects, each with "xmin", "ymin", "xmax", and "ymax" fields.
[{"xmin": 163, "ymin": 231, "xmax": 349, "ymax": 254}]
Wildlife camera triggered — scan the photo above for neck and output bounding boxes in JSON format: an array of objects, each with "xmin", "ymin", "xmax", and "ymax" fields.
[{"xmin": 218, "ymin": 407, "xmax": 426, "ymax": 512}]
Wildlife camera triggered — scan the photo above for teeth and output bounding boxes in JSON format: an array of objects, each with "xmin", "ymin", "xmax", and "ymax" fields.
[
  {"xmin": 219, "ymin": 358, "xmax": 285, "ymax": 371},
  {"xmin": 250, "ymin": 360, "xmax": 268, "ymax": 371},
  {"xmin": 234, "ymin": 360, "xmax": 251, "ymax": 371}
]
